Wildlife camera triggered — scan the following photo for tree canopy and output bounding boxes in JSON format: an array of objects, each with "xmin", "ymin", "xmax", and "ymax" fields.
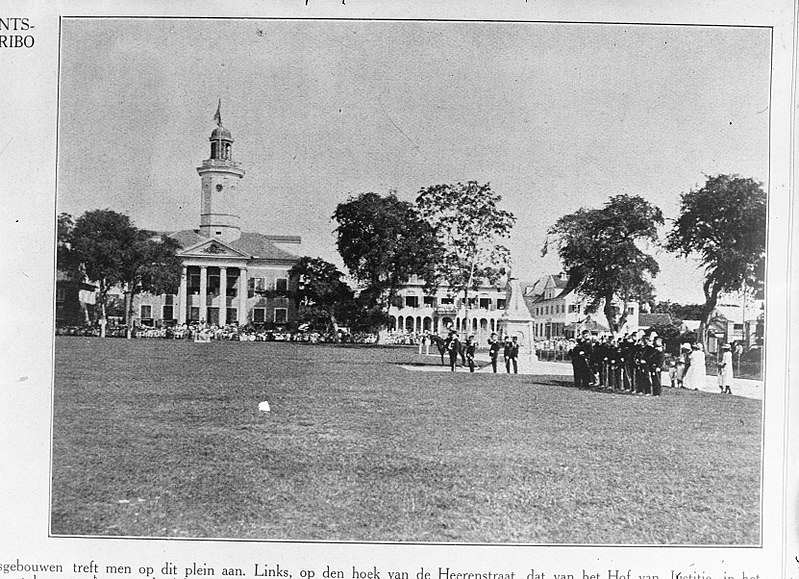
[
  {"xmin": 666, "ymin": 174, "xmax": 767, "ymax": 343},
  {"xmin": 289, "ymin": 256, "xmax": 354, "ymax": 333},
  {"xmin": 333, "ymin": 191, "xmax": 443, "ymax": 333},
  {"xmin": 416, "ymin": 181, "xmax": 515, "ymax": 318},
  {"xmin": 65, "ymin": 209, "xmax": 181, "ymax": 337},
  {"xmin": 544, "ymin": 194, "xmax": 664, "ymax": 335}
]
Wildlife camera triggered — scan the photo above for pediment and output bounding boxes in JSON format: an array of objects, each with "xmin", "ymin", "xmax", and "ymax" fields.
[{"xmin": 179, "ymin": 238, "xmax": 250, "ymax": 259}]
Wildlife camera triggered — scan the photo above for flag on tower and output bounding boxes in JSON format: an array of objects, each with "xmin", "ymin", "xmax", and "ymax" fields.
[{"xmin": 213, "ymin": 99, "xmax": 222, "ymax": 126}]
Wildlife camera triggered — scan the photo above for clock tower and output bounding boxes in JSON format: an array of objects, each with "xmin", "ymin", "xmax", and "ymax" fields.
[{"xmin": 197, "ymin": 100, "xmax": 245, "ymax": 244}]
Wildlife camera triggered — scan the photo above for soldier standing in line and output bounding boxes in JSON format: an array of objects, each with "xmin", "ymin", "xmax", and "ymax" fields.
[
  {"xmin": 488, "ymin": 332, "xmax": 501, "ymax": 373},
  {"xmin": 649, "ymin": 336, "xmax": 666, "ymax": 397},
  {"xmin": 619, "ymin": 334, "xmax": 635, "ymax": 393},
  {"xmin": 636, "ymin": 333, "xmax": 656, "ymax": 396},
  {"xmin": 571, "ymin": 330, "xmax": 594, "ymax": 389}
]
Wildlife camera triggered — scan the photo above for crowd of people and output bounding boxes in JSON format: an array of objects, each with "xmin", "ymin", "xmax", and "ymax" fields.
[
  {"xmin": 565, "ymin": 329, "xmax": 736, "ymax": 396},
  {"xmin": 55, "ymin": 323, "xmax": 379, "ymax": 344}
]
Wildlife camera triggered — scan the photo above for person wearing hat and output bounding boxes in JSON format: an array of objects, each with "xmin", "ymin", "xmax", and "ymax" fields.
[
  {"xmin": 504, "ymin": 335, "xmax": 520, "ymax": 374},
  {"xmin": 683, "ymin": 342, "xmax": 706, "ymax": 391},
  {"xmin": 718, "ymin": 343, "xmax": 734, "ymax": 394},
  {"xmin": 488, "ymin": 332, "xmax": 501, "ymax": 373},
  {"xmin": 669, "ymin": 343, "xmax": 690, "ymax": 388},
  {"xmin": 445, "ymin": 330, "xmax": 461, "ymax": 372},
  {"xmin": 464, "ymin": 334, "xmax": 478, "ymax": 373}
]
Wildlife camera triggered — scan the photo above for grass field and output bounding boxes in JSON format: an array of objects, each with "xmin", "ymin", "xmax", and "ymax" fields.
[{"xmin": 50, "ymin": 337, "xmax": 762, "ymax": 544}]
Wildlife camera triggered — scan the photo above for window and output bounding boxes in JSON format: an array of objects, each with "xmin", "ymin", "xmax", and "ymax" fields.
[
  {"xmin": 275, "ymin": 278, "xmax": 288, "ymax": 295},
  {"xmin": 423, "ymin": 296, "xmax": 436, "ymax": 307},
  {"xmin": 207, "ymin": 271, "xmax": 220, "ymax": 294},
  {"xmin": 405, "ymin": 296, "xmax": 419, "ymax": 308},
  {"xmin": 440, "ymin": 297, "xmax": 454, "ymax": 305},
  {"xmin": 479, "ymin": 298, "xmax": 492, "ymax": 310},
  {"xmin": 274, "ymin": 308, "xmax": 288, "ymax": 324},
  {"xmin": 497, "ymin": 299, "xmax": 506, "ymax": 310},
  {"xmin": 140, "ymin": 305, "xmax": 152, "ymax": 319},
  {"xmin": 627, "ymin": 306, "xmax": 635, "ymax": 315},
  {"xmin": 253, "ymin": 308, "xmax": 265, "ymax": 323},
  {"xmin": 189, "ymin": 307, "xmax": 199, "ymax": 321},
  {"xmin": 249, "ymin": 277, "xmax": 266, "ymax": 292},
  {"xmin": 227, "ymin": 308, "xmax": 238, "ymax": 323},
  {"xmin": 188, "ymin": 271, "xmax": 201, "ymax": 292},
  {"xmin": 162, "ymin": 306, "xmax": 174, "ymax": 320},
  {"xmin": 56, "ymin": 287, "xmax": 66, "ymax": 302}
]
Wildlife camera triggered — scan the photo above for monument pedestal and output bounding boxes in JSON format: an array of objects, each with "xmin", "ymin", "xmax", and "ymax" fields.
[{"xmin": 496, "ymin": 276, "xmax": 539, "ymax": 374}]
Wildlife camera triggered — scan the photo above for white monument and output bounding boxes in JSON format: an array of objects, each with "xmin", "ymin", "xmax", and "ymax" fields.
[{"xmin": 498, "ymin": 272, "xmax": 538, "ymax": 373}]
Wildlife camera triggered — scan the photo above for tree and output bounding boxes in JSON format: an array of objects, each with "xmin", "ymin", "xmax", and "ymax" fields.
[
  {"xmin": 289, "ymin": 256, "xmax": 354, "ymax": 333},
  {"xmin": 652, "ymin": 300, "xmax": 704, "ymax": 321},
  {"xmin": 69, "ymin": 210, "xmax": 138, "ymax": 337},
  {"xmin": 666, "ymin": 174, "xmax": 767, "ymax": 344},
  {"xmin": 543, "ymin": 194, "xmax": 664, "ymax": 336},
  {"xmin": 117, "ymin": 232, "xmax": 182, "ymax": 339},
  {"xmin": 333, "ymin": 191, "xmax": 443, "ymax": 337},
  {"xmin": 650, "ymin": 320, "xmax": 684, "ymax": 355},
  {"xmin": 415, "ymin": 181, "xmax": 516, "ymax": 332},
  {"xmin": 68, "ymin": 209, "xmax": 181, "ymax": 338}
]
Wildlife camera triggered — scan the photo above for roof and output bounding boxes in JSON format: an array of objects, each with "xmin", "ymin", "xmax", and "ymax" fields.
[{"xmin": 169, "ymin": 230, "xmax": 299, "ymax": 262}]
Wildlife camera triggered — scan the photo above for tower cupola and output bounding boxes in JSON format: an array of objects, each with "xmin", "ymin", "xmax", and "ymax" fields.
[{"xmin": 197, "ymin": 99, "xmax": 245, "ymax": 243}]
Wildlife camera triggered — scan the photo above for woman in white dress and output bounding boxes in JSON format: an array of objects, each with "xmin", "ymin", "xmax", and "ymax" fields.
[
  {"xmin": 683, "ymin": 342, "xmax": 707, "ymax": 390},
  {"xmin": 717, "ymin": 343, "xmax": 734, "ymax": 394}
]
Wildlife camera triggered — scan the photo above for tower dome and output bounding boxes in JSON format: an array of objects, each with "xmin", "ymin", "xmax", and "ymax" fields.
[{"xmin": 211, "ymin": 124, "xmax": 232, "ymax": 141}]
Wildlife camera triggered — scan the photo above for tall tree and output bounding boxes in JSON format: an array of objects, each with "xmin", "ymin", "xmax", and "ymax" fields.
[
  {"xmin": 69, "ymin": 210, "xmax": 139, "ymax": 337},
  {"xmin": 415, "ymin": 181, "xmax": 516, "ymax": 332},
  {"xmin": 333, "ymin": 191, "xmax": 442, "ymax": 337},
  {"xmin": 543, "ymin": 194, "xmax": 664, "ymax": 335},
  {"xmin": 666, "ymin": 174, "xmax": 767, "ymax": 344},
  {"xmin": 118, "ymin": 232, "xmax": 182, "ymax": 339},
  {"xmin": 289, "ymin": 256, "xmax": 354, "ymax": 333}
]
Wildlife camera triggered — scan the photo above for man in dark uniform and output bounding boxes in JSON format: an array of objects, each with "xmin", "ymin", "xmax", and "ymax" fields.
[
  {"xmin": 571, "ymin": 330, "xmax": 594, "ymax": 389},
  {"xmin": 504, "ymin": 336, "xmax": 519, "ymax": 374},
  {"xmin": 619, "ymin": 334, "xmax": 635, "ymax": 392},
  {"xmin": 649, "ymin": 336, "xmax": 666, "ymax": 396},
  {"xmin": 445, "ymin": 331, "xmax": 461, "ymax": 372},
  {"xmin": 635, "ymin": 333, "xmax": 654, "ymax": 395},
  {"xmin": 464, "ymin": 334, "xmax": 477, "ymax": 373},
  {"xmin": 488, "ymin": 332, "xmax": 501, "ymax": 373}
]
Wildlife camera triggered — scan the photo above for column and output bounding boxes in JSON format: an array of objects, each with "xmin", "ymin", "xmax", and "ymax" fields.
[
  {"xmin": 238, "ymin": 267, "xmax": 248, "ymax": 326},
  {"xmin": 199, "ymin": 265, "xmax": 208, "ymax": 323},
  {"xmin": 178, "ymin": 266, "xmax": 188, "ymax": 324},
  {"xmin": 219, "ymin": 266, "xmax": 227, "ymax": 326}
]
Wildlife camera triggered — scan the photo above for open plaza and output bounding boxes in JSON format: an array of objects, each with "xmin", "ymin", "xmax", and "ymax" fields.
[{"xmin": 50, "ymin": 336, "xmax": 762, "ymax": 544}]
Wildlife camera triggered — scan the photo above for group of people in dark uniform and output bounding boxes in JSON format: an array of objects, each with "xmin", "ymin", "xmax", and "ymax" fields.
[
  {"xmin": 442, "ymin": 331, "xmax": 520, "ymax": 373},
  {"xmin": 569, "ymin": 329, "xmax": 666, "ymax": 396}
]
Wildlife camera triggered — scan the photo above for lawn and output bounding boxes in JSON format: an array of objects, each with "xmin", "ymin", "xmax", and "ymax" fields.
[{"xmin": 50, "ymin": 337, "xmax": 762, "ymax": 544}]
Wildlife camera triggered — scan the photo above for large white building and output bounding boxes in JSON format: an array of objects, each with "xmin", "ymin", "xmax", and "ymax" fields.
[
  {"xmin": 388, "ymin": 275, "xmax": 508, "ymax": 342},
  {"xmin": 131, "ymin": 108, "xmax": 302, "ymax": 329},
  {"xmin": 388, "ymin": 271, "xmax": 640, "ymax": 343}
]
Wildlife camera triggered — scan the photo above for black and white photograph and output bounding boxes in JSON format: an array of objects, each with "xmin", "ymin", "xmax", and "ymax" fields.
[
  {"xmin": 50, "ymin": 17, "xmax": 769, "ymax": 544},
  {"xmin": 1, "ymin": 1, "xmax": 797, "ymax": 577}
]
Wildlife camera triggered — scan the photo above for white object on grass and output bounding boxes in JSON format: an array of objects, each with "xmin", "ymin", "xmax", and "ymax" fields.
[{"xmin": 258, "ymin": 401, "xmax": 271, "ymax": 412}]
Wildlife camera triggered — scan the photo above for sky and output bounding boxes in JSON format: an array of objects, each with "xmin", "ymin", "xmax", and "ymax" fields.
[{"xmin": 56, "ymin": 18, "xmax": 772, "ymax": 304}]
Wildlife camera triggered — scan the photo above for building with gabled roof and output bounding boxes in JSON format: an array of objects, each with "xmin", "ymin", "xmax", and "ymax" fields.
[
  {"xmin": 130, "ymin": 106, "xmax": 302, "ymax": 329},
  {"xmin": 525, "ymin": 272, "xmax": 639, "ymax": 339}
]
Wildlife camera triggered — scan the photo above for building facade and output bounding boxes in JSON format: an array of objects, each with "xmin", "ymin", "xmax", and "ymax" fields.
[
  {"xmin": 388, "ymin": 276, "xmax": 507, "ymax": 343},
  {"xmin": 131, "ymin": 109, "xmax": 301, "ymax": 329},
  {"xmin": 524, "ymin": 273, "xmax": 640, "ymax": 339}
]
